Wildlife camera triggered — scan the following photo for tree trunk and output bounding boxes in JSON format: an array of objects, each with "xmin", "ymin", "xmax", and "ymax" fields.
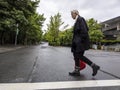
[
  {"xmin": 0, "ymin": 31, "xmax": 5, "ymax": 45},
  {"xmin": 24, "ymin": 32, "xmax": 27, "ymax": 45}
]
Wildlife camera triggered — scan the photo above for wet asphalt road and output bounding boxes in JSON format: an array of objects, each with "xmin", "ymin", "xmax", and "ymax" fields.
[{"xmin": 0, "ymin": 43, "xmax": 120, "ymax": 89}]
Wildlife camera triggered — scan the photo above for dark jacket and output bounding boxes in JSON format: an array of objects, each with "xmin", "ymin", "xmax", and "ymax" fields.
[{"xmin": 71, "ymin": 16, "xmax": 90, "ymax": 53}]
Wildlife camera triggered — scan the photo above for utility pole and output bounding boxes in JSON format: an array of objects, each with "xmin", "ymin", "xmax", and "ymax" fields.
[{"xmin": 15, "ymin": 24, "xmax": 19, "ymax": 46}]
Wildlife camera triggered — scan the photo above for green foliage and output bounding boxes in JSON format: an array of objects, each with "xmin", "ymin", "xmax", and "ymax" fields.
[
  {"xmin": 24, "ymin": 13, "xmax": 45, "ymax": 44},
  {"xmin": 0, "ymin": 0, "xmax": 45, "ymax": 45},
  {"xmin": 59, "ymin": 28, "xmax": 73, "ymax": 46},
  {"xmin": 101, "ymin": 39, "xmax": 120, "ymax": 44},
  {"xmin": 87, "ymin": 18, "xmax": 104, "ymax": 43},
  {"xmin": 44, "ymin": 13, "xmax": 64, "ymax": 46}
]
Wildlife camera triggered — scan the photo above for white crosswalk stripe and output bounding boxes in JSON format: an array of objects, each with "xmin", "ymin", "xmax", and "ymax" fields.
[{"xmin": 0, "ymin": 80, "xmax": 120, "ymax": 90}]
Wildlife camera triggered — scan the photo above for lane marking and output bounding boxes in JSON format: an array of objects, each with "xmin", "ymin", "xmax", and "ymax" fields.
[
  {"xmin": 100, "ymin": 69, "xmax": 120, "ymax": 79},
  {"xmin": 0, "ymin": 80, "xmax": 120, "ymax": 90}
]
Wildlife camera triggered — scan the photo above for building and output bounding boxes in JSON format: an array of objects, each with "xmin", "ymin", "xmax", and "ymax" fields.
[{"xmin": 101, "ymin": 16, "xmax": 120, "ymax": 40}]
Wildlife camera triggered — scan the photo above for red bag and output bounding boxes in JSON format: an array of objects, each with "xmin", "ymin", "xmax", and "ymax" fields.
[{"xmin": 80, "ymin": 60, "xmax": 86, "ymax": 70}]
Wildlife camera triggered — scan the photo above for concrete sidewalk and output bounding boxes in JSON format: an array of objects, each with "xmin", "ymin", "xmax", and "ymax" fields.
[{"xmin": 0, "ymin": 46, "xmax": 25, "ymax": 54}]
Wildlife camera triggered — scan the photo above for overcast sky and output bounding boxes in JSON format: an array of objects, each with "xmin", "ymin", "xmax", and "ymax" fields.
[{"xmin": 37, "ymin": 0, "xmax": 120, "ymax": 30}]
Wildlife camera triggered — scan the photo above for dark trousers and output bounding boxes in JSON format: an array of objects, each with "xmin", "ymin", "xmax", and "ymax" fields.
[{"xmin": 73, "ymin": 51, "xmax": 93, "ymax": 67}]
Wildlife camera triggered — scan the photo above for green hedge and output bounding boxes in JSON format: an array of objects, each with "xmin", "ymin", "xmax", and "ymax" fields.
[{"xmin": 101, "ymin": 40, "xmax": 120, "ymax": 45}]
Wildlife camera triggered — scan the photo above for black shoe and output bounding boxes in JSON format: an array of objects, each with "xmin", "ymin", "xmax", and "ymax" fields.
[
  {"xmin": 69, "ymin": 70, "xmax": 80, "ymax": 76},
  {"xmin": 92, "ymin": 64, "xmax": 100, "ymax": 76}
]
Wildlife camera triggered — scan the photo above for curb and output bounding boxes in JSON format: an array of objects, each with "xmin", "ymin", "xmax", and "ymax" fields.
[{"xmin": 0, "ymin": 46, "xmax": 28, "ymax": 54}]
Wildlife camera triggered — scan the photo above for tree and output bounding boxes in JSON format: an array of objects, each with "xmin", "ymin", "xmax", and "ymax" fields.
[
  {"xmin": 59, "ymin": 28, "xmax": 73, "ymax": 46},
  {"xmin": 0, "ymin": 0, "xmax": 45, "ymax": 45},
  {"xmin": 44, "ymin": 13, "xmax": 64, "ymax": 46},
  {"xmin": 87, "ymin": 18, "xmax": 104, "ymax": 44},
  {"xmin": 20, "ymin": 13, "xmax": 45, "ymax": 45}
]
